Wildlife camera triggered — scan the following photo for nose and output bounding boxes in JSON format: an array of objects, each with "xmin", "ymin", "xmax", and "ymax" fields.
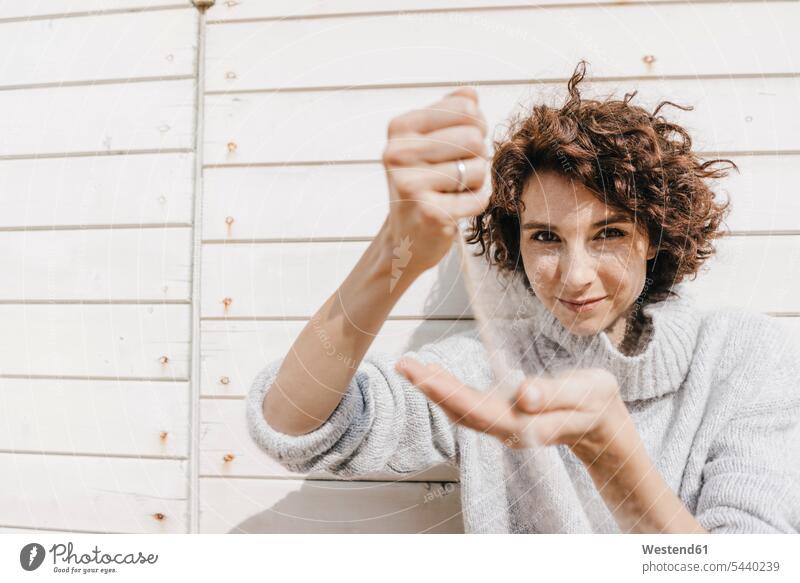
[{"xmin": 558, "ymin": 242, "xmax": 597, "ymax": 293}]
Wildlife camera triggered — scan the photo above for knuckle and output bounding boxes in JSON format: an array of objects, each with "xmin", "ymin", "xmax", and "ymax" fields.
[
  {"xmin": 462, "ymin": 127, "xmax": 484, "ymax": 154},
  {"xmin": 475, "ymin": 164, "xmax": 488, "ymax": 186},
  {"xmin": 453, "ymin": 96, "xmax": 478, "ymax": 117},
  {"xmin": 517, "ymin": 379, "xmax": 539, "ymax": 410},
  {"xmin": 476, "ymin": 111, "xmax": 489, "ymax": 135},
  {"xmin": 382, "ymin": 142, "xmax": 414, "ymax": 167},
  {"xmin": 387, "ymin": 115, "xmax": 410, "ymax": 137},
  {"xmin": 382, "ymin": 144, "xmax": 400, "ymax": 166}
]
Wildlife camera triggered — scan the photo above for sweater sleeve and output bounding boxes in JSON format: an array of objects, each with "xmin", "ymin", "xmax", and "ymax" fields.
[
  {"xmin": 245, "ymin": 339, "xmax": 468, "ymax": 478},
  {"xmin": 695, "ymin": 317, "xmax": 800, "ymax": 534}
]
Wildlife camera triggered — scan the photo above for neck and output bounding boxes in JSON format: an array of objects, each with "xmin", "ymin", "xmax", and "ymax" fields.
[
  {"xmin": 525, "ymin": 286, "xmax": 701, "ymax": 401},
  {"xmin": 604, "ymin": 303, "xmax": 644, "ymax": 355}
]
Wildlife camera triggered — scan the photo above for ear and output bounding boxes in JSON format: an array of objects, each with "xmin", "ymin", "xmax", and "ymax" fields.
[{"xmin": 646, "ymin": 243, "xmax": 657, "ymax": 261}]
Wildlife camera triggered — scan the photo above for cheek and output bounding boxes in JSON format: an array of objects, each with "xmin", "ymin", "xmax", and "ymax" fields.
[
  {"xmin": 521, "ymin": 249, "xmax": 559, "ymax": 289},
  {"xmin": 596, "ymin": 246, "xmax": 648, "ymax": 296}
]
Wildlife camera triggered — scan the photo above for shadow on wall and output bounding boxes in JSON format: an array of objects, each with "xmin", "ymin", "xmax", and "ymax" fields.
[
  {"xmin": 406, "ymin": 243, "xmax": 478, "ymax": 351},
  {"xmin": 227, "ymin": 479, "xmax": 464, "ymax": 534}
]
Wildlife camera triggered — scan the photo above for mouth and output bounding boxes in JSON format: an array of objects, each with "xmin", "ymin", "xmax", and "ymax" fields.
[{"xmin": 557, "ymin": 295, "xmax": 607, "ymax": 313}]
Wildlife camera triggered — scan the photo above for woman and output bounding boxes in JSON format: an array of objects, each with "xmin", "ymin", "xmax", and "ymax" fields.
[{"xmin": 246, "ymin": 62, "xmax": 800, "ymax": 533}]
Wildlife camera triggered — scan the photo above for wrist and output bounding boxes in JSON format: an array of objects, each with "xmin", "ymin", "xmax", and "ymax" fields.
[
  {"xmin": 571, "ymin": 399, "xmax": 638, "ymax": 468},
  {"xmin": 375, "ymin": 216, "xmax": 428, "ymax": 286}
]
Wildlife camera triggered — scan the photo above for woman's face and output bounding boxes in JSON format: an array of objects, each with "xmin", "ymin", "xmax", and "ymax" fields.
[{"xmin": 518, "ymin": 170, "xmax": 656, "ymax": 342}]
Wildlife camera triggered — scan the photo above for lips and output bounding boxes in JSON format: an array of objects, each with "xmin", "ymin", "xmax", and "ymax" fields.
[{"xmin": 557, "ymin": 295, "xmax": 607, "ymax": 313}]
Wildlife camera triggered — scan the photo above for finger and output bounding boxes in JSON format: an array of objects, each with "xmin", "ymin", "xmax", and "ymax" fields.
[
  {"xmin": 518, "ymin": 409, "xmax": 596, "ymax": 448},
  {"xmin": 390, "ymin": 126, "xmax": 487, "ymax": 165},
  {"xmin": 422, "ymin": 189, "xmax": 491, "ymax": 221},
  {"xmin": 394, "ymin": 157, "xmax": 488, "ymax": 195},
  {"xmin": 427, "ymin": 157, "xmax": 489, "ymax": 193},
  {"xmin": 391, "ymin": 94, "xmax": 486, "ymax": 136},
  {"xmin": 513, "ymin": 369, "xmax": 600, "ymax": 414},
  {"xmin": 436, "ymin": 398, "xmax": 518, "ymax": 439},
  {"xmin": 396, "ymin": 358, "xmax": 517, "ymax": 436},
  {"xmin": 445, "ymin": 86, "xmax": 479, "ymax": 105}
]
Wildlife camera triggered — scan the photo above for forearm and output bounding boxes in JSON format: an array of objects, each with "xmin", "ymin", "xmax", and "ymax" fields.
[{"xmin": 263, "ymin": 218, "xmax": 420, "ymax": 435}]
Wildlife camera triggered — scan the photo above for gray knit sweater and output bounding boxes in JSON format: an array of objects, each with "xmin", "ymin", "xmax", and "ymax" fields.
[{"xmin": 246, "ymin": 286, "xmax": 800, "ymax": 533}]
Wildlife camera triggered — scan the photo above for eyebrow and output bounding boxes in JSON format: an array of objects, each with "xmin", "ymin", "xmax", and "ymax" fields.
[{"xmin": 520, "ymin": 212, "xmax": 633, "ymax": 231}]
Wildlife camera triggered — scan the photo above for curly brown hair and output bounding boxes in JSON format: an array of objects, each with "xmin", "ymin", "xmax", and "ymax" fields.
[{"xmin": 466, "ymin": 60, "xmax": 735, "ymax": 305}]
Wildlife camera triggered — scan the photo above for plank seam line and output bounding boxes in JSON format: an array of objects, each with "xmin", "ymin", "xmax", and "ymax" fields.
[
  {"xmin": 205, "ymin": 0, "xmax": 799, "ymax": 25},
  {"xmin": 0, "ymin": 149, "xmax": 193, "ymax": 161},
  {"xmin": 202, "ymin": 151, "xmax": 800, "ymax": 169},
  {"xmin": 0, "ymin": 75, "xmax": 194, "ymax": 93},
  {"xmin": 0, "ymin": 4, "xmax": 189, "ymax": 24},
  {"xmin": 199, "ymin": 474, "xmax": 460, "ymax": 484},
  {"xmin": 0, "ymin": 375, "xmax": 188, "ymax": 382},
  {"xmin": 0, "ymin": 224, "xmax": 192, "ymax": 232},
  {"xmin": 0, "ymin": 449, "xmax": 189, "ymax": 461},
  {"xmin": 204, "ymin": 72, "xmax": 800, "ymax": 96},
  {"xmin": 188, "ymin": 5, "xmax": 207, "ymax": 536}
]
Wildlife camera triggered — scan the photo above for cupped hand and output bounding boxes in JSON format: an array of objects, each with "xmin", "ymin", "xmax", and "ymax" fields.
[{"xmin": 395, "ymin": 357, "xmax": 634, "ymax": 466}]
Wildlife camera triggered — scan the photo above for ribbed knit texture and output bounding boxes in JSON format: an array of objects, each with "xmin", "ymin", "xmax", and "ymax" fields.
[{"xmin": 246, "ymin": 287, "xmax": 800, "ymax": 533}]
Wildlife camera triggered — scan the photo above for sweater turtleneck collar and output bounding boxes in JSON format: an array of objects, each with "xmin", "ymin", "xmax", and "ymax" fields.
[{"xmin": 521, "ymin": 284, "xmax": 702, "ymax": 402}]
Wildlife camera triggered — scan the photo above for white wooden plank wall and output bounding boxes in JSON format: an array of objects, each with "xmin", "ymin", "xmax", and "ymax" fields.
[
  {"xmin": 0, "ymin": 2, "xmax": 197, "ymax": 534},
  {"xmin": 3, "ymin": 0, "xmax": 798, "ymax": 535},
  {"xmin": 199, "ymin": 0, "xmax": 800, "ymax": 534}
]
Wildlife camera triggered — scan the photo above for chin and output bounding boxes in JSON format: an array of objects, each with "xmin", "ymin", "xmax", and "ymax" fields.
[
  {"xmin": 548, "ymin": 309, "xmax": 597, "ymax": 335},
  {"xmin": 550, "ymin": 304, "xmax": 617, "ymax": 337},
  {"xmin": 558, "ymin": 318, "xmax": 601, "ymax": 337}
]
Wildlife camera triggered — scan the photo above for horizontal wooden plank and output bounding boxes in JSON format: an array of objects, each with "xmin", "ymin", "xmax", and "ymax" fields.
[
  {"xmin": 205, "ymin": 78, "xmax": 800, "ymax": 165},
  {"xmin": 0, "ymin": 0, "xmax": 182, "ymax": 20},
  {"xmin": 685, "ymin": 236, "xmax": 800, "ymax": 314},
  {"xmin": 0, "ymin": 378, "xmax": 189, "ymax": 457},
  {"xmin": 0, "ymin": 79, "xmax": 194, "ymax": 158},
  {"xmin": 0, "ymin": 8, "xmax": 196, "ymax": 88},
  {"xmin": 203, "ymin": 154, "xmax": 800, "ymax": 242},
  {"xmin": 201, "ymin": 235, "xmax": 800, "ymax": 319},
  {"xmin": 207, "ymin": 0, "xmax": 675, "ymax": 21},
  {"xmin": 212, "ymin": 409, "xmax": 441, "ymax": 484},
  {"xmin": 0, "ymin": 453, "xmax": 187, "ymax": 532},
  {"xmin": 199, "ymin": 477, "xmax": 463, "ymax": 533},
  {"xmin": 0, "ymin": 153, "xmax": 194, "ymax": 229},
  {"xmin": 0, "ymin": 305, "xmax": 190, "ymax": 378},
  {"xmin": 201, "ymin": 240, "xmax": 471, "ymax": 318},
  {"xmin": 713, "ymin": 155, "xmax": 800, "ymax": 234},
  {"xmin": 201, "ymin": 162, "xmax": 387, "ymax": 240},
  {"xmin": 205, "ymin": 317, "xmax": 800, "ymax": 483},
  {"xmin": 0, "ymin": 228, "xmax": 192, "ymax": 301},
  {"xmin": 202, "ymin": 314, "xmax": 800, "ymax": 394},
  {"xmin": 201, "ymin": 319, "xmax": 475, "ymax": 396},
  {"xmin": 205, "ymin": 3, "xmax": 800, "ymax": 91},
  {"xmin": 200, "ymin": 398, "xmax": 459, "ymax": 482}
]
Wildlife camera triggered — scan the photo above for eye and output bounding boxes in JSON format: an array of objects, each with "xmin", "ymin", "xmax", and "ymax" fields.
[
  {"xmin": 530, "ymin": 230, "xmax": 559, "ymax": 243},
  {"xmin": 596, "ymin": 227, "xmax": 626, "ymax": 240}
]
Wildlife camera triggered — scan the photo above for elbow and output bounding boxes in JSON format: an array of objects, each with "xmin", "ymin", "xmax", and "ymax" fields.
[{"xmin": 262, "ymin": 382, "xmax": 325, "ymax": 436}]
